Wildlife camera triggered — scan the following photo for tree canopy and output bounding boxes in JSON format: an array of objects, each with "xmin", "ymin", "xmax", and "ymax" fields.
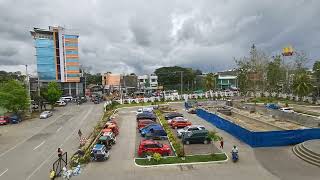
[
  {"xmin": 45, "ymin": 82, "xmax": 62, "ymax": 109},
  {"xmin": 0, "ymin": 80, "xmax": 29, "ymax": 113}
]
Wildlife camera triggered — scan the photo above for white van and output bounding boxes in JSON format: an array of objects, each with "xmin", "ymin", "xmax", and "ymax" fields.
[{"xmin": 60, "ymin": 96, "xmax": 73, "ymax": 102}]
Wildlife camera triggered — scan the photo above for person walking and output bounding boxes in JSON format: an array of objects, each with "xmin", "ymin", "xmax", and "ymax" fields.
[
  {"xmin": 58, "ymin": 148, "xmax": 63, "ymax": 158},
  {"xmin": 220, "ymin": 137, "xmax": 224, "ymax": 149}
]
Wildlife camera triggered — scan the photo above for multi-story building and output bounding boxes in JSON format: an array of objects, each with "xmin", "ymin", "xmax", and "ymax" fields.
[
  {"xmin": 30, "ymin": 26, "xmax": 84, "ymax": 96},
  {"xmin": 137, "ymin": 74, "xmax": 158, "ymax": 93},
  {"xmin": 216, "ymin": 70, "xmax": 238, "ymax": 90}
]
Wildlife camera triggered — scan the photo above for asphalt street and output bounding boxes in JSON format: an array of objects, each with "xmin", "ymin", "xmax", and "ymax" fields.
[
  {"xmin": 0, "ymin": 102, "xmax": 104, "ymax": 180},
  {"xmin": 74, "ymin": 103, "xmax": 319, "ymax": 180}
]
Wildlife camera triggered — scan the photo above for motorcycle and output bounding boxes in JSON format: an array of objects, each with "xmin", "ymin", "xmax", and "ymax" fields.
[{"xmin": 231, "ymin": 151, "xmax": 239, "ymax": 162}]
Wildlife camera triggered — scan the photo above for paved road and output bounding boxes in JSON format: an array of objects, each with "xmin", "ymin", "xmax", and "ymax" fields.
[
  {"xmin": 0, "ymin": 103, "xmax": 104, "ymax": 180},
  {"xmin": 73, "ymin": 103, "xmax": 320, "ymax": 180}
]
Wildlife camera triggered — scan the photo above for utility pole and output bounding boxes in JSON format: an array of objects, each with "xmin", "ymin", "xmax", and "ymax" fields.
[
  {"xmin": 180, "ymin": 71, "xmax": 183, "ymax": 96},
  {"xmin": 25, "ymin": 65, "xmax": 32, "ymax": 113}
]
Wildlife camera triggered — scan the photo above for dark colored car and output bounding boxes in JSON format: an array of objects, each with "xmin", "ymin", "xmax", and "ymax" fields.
[
  {"xmin": 144, "ymin": 127, "xmax": 167, "ymax": 140},
  {"xmin": 9, "ymin": 114, "xmax": 22, "ymax": 124},
  {"xmin": 136, "ymin": 112, "xmax": 156, "ymax": 121},
  {"xmin": 164, "ymin": 112, "xmax": 183, "ymax": 120},
  {"xmin": 0, "ymin": 116, "xmax": 9, "ymax": 125},
  {"xmin": 140, "ymin": 124, "xmax": 161, "ymax": 136},
  {"xmin": 138, "ymin": 140, "xmax": 171, "ymax": 157},
  {"xmin": 181, "ymin": 129, "xmax": 211, "ymax": 145}
]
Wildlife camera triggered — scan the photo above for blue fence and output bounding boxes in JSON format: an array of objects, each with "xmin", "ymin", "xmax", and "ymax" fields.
[{"xmin": 197, "ymin": 109, "xmax": 320, "ymax": 147}]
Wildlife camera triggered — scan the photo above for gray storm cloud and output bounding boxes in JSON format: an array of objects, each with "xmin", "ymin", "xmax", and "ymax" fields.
[{"xmin": 0, "ymin": 0, "xmax": 319, "ymax": 74}]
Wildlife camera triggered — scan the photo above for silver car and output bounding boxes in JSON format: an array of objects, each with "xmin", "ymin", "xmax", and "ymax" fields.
[
  {"xmin": 177, "ymin": 125, "xmax": 206, "ymax": 138},
  {"xmin": 40, "ymin": 111, "xmax": 53, "ymax": 119}
]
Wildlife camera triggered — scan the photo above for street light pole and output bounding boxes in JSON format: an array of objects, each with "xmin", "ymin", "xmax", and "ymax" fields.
[{"xmin": 25, "ymin": 65, "xmax": 32, "ymax": 113}]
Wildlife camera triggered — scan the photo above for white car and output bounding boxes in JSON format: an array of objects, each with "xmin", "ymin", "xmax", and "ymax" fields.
[
  {"xmin": 56, "ymin": 100, "xmax": 67, "ymax": 106},
  {"xmin": 280, "ymin": 107, "xmax": 294, "ymax": 113},
  {"xmin": 177, "ymin": 125, "xmax": 206, "ymax": 138},
  {"xmin": 40, "ymin": 111, "xmax": 53, "ymax": 119},
  {"xmin": 136, "ymin": 108, "xmax": 143, "ymax": 115}
]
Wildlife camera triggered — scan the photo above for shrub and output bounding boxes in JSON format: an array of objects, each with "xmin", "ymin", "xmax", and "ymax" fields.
[{"xmin": 153, "ymin": 153, "xmax": 162, "ymax": 162}]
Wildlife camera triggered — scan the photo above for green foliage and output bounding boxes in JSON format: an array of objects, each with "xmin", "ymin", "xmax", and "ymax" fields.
[
  {"xmin": 46, "ymin": 82, "xmax": 62, "ymax": 109},
  {"xmin": 267, "ymin": 55, "xmax": 285, "ymax": 91},
  {"xmin": 154, "ymin": 66, "xmax": 201, "ymax": 91},
  {"xmin": 0, "ymin": 80, "xmax": 29, "ymax": 113},
  {"xmin": 204, "ymin": 73, "xmax": 215, "ymax": 91},
  {"xmin": 135, "ymin": 153, "xmax": 227, "ymax": 166},
  {"xmin": 0, "ymin": 71, "xmax": 26, "ymax": 83},
  {"xmin": 292, "ymin": 71, "xmax": 313, "ymax": 98},
  {"xmin": 208, "ymin": 131, "xmax": 221, "ymax": 142},
  {"xmin": 84, "ymin": 72, "xmax": 102, "ymax": 86},
  {"xmin": 156, "ymin": 110, "xmax": 184, "ymax": 157},
  {"xmin": 153, "ymin": 153, "xmax": 162, "ymax": 162}
]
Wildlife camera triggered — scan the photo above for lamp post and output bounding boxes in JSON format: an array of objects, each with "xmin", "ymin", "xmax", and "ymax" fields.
[{"xmin": 25, "ymin": 65, "xmax": 32, "ymax": 113}]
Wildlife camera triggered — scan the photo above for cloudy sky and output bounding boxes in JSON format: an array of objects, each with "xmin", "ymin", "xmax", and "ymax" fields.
[{"xmin": 0, "ymin": 0, "xmax": 319, "ymax": 75}]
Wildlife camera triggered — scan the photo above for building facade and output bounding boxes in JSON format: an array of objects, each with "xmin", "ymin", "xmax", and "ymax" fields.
[
  {"xmin": 30, "ymin": 26, "xmax": 83, "ymax": 96},
  {"xmin": 137, "ymin": 74, "xmax": 158, "ymax": 93}
]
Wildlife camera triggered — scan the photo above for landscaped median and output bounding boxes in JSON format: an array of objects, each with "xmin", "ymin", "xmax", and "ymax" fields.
[
  {"xmin": 134, "ymin": 109, "xmax": 228, "ymax": 167},
  {"xmin": 135, "ymin": 153, "xmax": 227, "ymax": 166}
]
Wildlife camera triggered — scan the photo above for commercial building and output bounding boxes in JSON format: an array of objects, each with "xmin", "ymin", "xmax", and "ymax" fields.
[
  {"xmin": 216, "ymin": 70, "xmax": 238, "ymax": 90},
  {"xmin": 102, "ymin": 72, "xmax": 121, "ymax": 93},
  {"xmin": 30, "ymin": 26, "xmax": 84, "ymax": 96},
  {"xmin": 137, "ymin": 74, "xmax": 158, "ymax": 93}
]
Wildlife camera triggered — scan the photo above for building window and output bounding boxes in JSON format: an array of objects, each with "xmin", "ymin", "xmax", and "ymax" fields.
[{"xmin": 140, "ymin": 79, "xmax": 144, "ymax": 82}]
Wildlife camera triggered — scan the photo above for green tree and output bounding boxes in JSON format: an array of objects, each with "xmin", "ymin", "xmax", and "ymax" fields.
[
  {"xmin": 292, "ymin": 71, "xmax": 313, "ymax": 99},
  {"xmin": 0, "ymin": 80, "xmax": 29, "ymax": 113},
  {"xmin": 46, "ymin": 82, "xmax": 62, "ymax": 109},
  {"xmin": 312, "ymin": 61, "xmax": 320, "ymax": 97},
  {"xmin": 204, "ymin": 73, "xmax": 215, "ymax": 90},
  {"xmin": 266, "ymin": 55, "xmax": 285, "ymax": 92}
]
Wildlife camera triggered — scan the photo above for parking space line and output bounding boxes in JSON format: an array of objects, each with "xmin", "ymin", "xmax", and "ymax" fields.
[
  {"xmin": 0, "ymin": 110, "xmax": 70, "ymax": 158},
  {"xmin": 33, "ymin": 141, "xmax": 45, "ymax": 151},
  {"xmin": 0, "ymin": 168, "xmax": 8, "ymax": 177},
  {"xmin": 56, "ymin": 126, "xmax": 63, "ymax": 132}
]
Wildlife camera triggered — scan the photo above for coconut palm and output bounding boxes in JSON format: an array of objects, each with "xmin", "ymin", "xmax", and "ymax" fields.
[
  {"xmin": 292, "ymin": 72, "xmax": 313, "ymax": 99},
  {"xmin": 204, "ymin": 73, "xmax": 215, "ymax": 91}
]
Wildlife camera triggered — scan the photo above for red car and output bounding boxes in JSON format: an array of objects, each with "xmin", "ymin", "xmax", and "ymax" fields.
[
  {"xmin": 0, "ymin": 116, "xmax": 9, "ymax": 125},
  {"xmin": 138, "ymin": 140, "xmax": 171, "ymax": 157},
  {"xmin": 137, "ymin": 119, "xmax": 156, "ymax": 129},
  {"xmin": 171, "ymin": 119, "xmax": 192, "ymax": 129}
]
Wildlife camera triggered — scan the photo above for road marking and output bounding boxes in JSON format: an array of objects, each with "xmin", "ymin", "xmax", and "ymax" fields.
[
  {"xmin": 0, "ymin": 169, "xmax": 8, "ymax": 177},
  {"xmin": 26, "ymin": 106, "xmax": 93, "ymax": 180},
  {"xmin": 0, "ymin": 110, "xmax": 71, "ymax": 159},
  {"xmin": 33, "ymin": 141, "xmax": 45, "ymax": 151},
  {"xmin": 56, "ymin": 126, "xmax": 63, "ymax": 132}
]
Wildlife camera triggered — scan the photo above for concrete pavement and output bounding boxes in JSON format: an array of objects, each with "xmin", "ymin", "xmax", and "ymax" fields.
[{"xmin": 0, "ymin": 102, "xmax": 104, "ymax": 180}]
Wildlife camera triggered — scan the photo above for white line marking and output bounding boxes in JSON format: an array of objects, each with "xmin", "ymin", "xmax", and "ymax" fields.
[
  {"xmin": 26, "ymin": 106, "xmax": 93, "ymax": 180},
  {"xmin": 56, "ymin": 126, "xmax": 63, "ymax": 132},
  {"xmin": 33, "ymin": 141, "xmax": 45, "ymax": 151},
  {"xmin": 0, "ymin": 169, "xmax": 8, "ymax": 177},
  {"xmin": 0, "ymin": 110, "xmax": 70, "ymax": 158}
]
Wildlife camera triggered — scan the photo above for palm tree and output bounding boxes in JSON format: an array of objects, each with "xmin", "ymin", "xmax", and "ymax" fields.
[
  {"xmin": 204, "ymin": 73, "xmax": 215, "ymax": 91},
  {"xmin": 292, "ymin": 72, "xmax": 313, "ymax": 99}
]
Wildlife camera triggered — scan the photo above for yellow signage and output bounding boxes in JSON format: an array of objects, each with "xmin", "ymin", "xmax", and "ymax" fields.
[{"xmin": 282, "ymin": 46, "xmax": 294, "ymax": 56}]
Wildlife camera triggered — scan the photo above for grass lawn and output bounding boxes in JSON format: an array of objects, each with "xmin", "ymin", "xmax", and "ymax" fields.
[{"xmin": 135, "ymin": 153, "xmax": 227, "ymax": 166}]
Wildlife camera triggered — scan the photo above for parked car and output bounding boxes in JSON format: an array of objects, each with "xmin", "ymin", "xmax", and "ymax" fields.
[
  {"xmin": 0, "ymin": 116, "xmax": 9, "ymax": 125},
  {"xmin": 8, "ymin": 114, "xmax": 22, "ymax": 124},
  {"xmin": 137, "ymin": 119, "xmax": 156, "ymax": 129},
  {"xmin": 136, "ymin": 108, "xmax": 143, "ymax": 115},
  {"xmin": 142, "ymin": 107, "xmax": 154, "ymax": 112},
  {"xmin": 171, "ymin": 119, "xmax": 192, "ymax": 129},
  {"xmin": 168, "ymin": 116, "xmax": 186, "ymax": 124},
  {"xmin": 164, "ymin": 112, "xmax": 183, "ymax": 120},
  {"xmin": 56, "ymin": 100, "xmax": 67, "ymax": 106},
  {"xmin": 40, "ymin": 111, "xmax": 53, "ymax": 119},
  {"xmin": 187, "ymin": 108, "xmax": 196, "ymax": 114},
  {"xmin": 182, "ymin": 129, "xmax": 211, "ymax": 144},
  {"xmin": 138, "ymin": 140, "xmax": 171, "ymax": 157},
  {"xmin": 177, "ymin": 125, "xmax": 206, "ymax": 138},
  {"xmin": 140, "ymin": 124, "xmax": 161, "ymax": 136},
  {"xmin": 265, "ymin": 103, "xmax": 280, "ymax": 110},
  {"xmin": 90, "ymin": 144, "xmax": 110, "ymax": 161},
  {"xmin": 136, "ymin": 112, "xmax": 156, "ymax": 121},
  {"xmin": 144, "ymin": 126, "xmax": 167, "ymax": 140},
  {"xmin": 280, "ymin": 107, "xmax": 294, "ymax": 113},
  {"xmin": 60, "ymin": 96, "xmax": 73, "ymax": 102}
]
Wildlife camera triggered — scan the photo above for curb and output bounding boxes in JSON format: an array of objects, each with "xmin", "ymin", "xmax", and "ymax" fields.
[{"xmin": 133, "ymin": 153, "xmax": 229, "ymax": 167}]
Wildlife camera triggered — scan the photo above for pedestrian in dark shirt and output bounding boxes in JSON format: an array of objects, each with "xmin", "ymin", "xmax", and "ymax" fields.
[{"xmin": 220, "ymin": 137, "xmax": 224, "ymax": 149}]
